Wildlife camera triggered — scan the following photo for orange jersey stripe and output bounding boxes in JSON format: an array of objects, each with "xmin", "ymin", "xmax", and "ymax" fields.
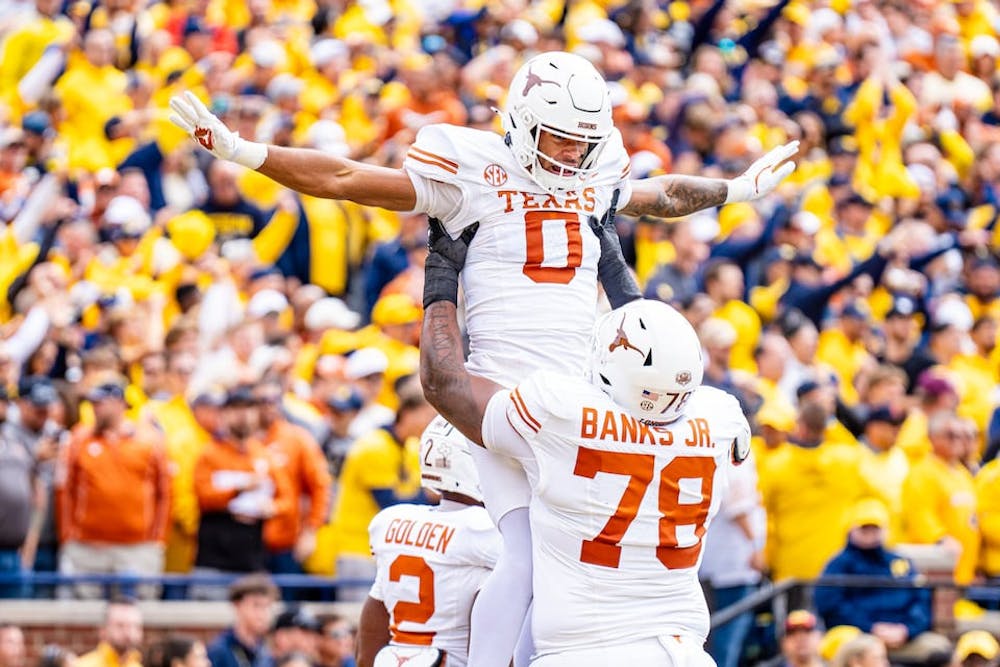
[
  {"xmin": 390, "ymin": 626, "xmax": 436, "ymax": 646},
  {"xmin": 406, "ymin": 151, "xmax": 459, "ymax": 175},
  {"xmin": 510, "ymin": 389, "xmax": 541, "ymax": 432},
  {"xmin": 410, "ymin": 146, "xmax": 459, "ymax": 169}
]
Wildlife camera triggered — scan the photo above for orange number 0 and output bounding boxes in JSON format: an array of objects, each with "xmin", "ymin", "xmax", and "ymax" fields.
[
  {"xmin": 388, "ymin": 554, "xmax": 436, "ymax": 645},
  {"xmin": 573, "ymin": 447, "xmax": 716, "ymax": 570},
  {"xmin": 522, "ymin": 211, "xmax": 583, "ymax": 284}
]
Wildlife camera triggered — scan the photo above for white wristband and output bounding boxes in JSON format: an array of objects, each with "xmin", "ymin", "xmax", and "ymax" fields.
[
  {"xmin": 725, "ymin": 176, "xmax": 751, "ymax": 204},
  {"xmin": 232, "ymin": 138, "xmax": 268, "ymax": 170}
]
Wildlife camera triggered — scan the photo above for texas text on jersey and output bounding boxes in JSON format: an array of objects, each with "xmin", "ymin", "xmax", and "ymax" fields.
[{"xmin": 404, "ymin": 124, "xmax": 632, "ymax": 388}]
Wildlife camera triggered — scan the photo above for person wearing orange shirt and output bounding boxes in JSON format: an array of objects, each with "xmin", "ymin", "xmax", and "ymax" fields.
[
  {"xmin": 254, "ymin": 379, "xmax": 331, "ymax": 583},
  {"xmin": 192, "ymin": 385, "xmax": 291, "ymax": 601},
  {"xmin": 381, "ymin": 55, "xmax": 468, "ymax": 146},
  {"xmin": 57, "ymin": 378, "xmax": 170, "ymax": 600}
]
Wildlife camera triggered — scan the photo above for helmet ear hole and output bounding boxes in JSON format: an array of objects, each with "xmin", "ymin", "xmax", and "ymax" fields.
[
  {"xmin": 643, "ymin": 350, "xmax": 653, "ymax": 367},
  {"xmin": 599, "ymin": 373, "xmax": 611, "ymax": 386}
]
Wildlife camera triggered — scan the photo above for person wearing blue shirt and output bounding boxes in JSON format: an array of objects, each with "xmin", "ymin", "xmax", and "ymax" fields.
[
  {"xmin": 207, "ymin": 575, "xmax": 277, "ymax": 667},
  {"xmin": 815, "ymin": 499, "xmax": 952, "ymax": 666}
]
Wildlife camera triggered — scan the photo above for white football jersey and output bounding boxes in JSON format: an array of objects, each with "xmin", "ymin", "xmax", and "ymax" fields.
[
  {"xmin": 404, "ymin": 124, "xmax": 633, "ymax": 387},
  {"xmin": 368, "ymin": 501, "xmax": 502, "ymax": 667},
  {"xmin": 482, "ymin": 371, "xmax": 750, "ymax": 654}
]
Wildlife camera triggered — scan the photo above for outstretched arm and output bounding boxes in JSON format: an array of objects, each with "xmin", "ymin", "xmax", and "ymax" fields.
[
  {"xmin": 169, "ymin": 92, "xmax": 416, "ymax": 210},
  {"xmin": 619, "ymin": 141, "xmax": 799, "ymax": 219},
  {"xmin": 419, "ymin": 221, "xmax": 502, "ymax": 445}
]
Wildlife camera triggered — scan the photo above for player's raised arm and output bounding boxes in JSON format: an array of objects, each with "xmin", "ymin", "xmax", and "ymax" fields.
[
  {"xmin": 169, "ymin": 92, "xmax": 417, "ymax": 211},
  {"xmin": 619, "ymin": 140, "xmax": 800, "ymax": 219},
  {"xmin": 419, "ymin": 220, "xmax": 501, "ymax": 446}
]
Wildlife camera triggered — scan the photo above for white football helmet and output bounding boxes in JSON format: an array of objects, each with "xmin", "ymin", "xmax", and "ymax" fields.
[
  {"xmin": 420, "ymin": 415, "xmax": 483, "ymax": 503},
  {"xmin": 502, "ymin": 51, "xmax": 614, "ymax": 192},
  {"xmin": 591, "ymin": 300, "xmax": 704, "ymax": 423}
]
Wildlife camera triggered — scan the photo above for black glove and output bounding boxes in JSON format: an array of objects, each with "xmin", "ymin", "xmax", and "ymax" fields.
[
  {"xmin": 590, "ymin": 189, "xmax": 641, "ymax": 308},
  {"xmin": 423, "ymin": 218, "xmax": 479, "ymax": 309}
]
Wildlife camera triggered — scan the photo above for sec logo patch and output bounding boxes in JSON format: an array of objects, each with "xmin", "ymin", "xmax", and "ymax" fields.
[{"xmin": 484, "ymin": 163, "xmax": 508, "ymax": 186}]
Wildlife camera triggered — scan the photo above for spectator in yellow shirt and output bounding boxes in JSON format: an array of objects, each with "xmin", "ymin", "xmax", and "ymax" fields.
[
  {"xmin": 902, "ymin": 411, "xmax": 980, "ymax": 584},
  {"xmin": 76, "ymin": 597, "xmax": 143, "ymax": 667},
  {"xmin": 857, "ymin": 405, "xmax": 909, "ymax": 543},
  {"xmin": 976, "ymin": 456, "xmax": 1000, "ymax": 582},
  {"xmin": 54, "ymin": 29, "xmax": 132, "ymax": 173},
  {"xmin": 328, "ymin": 388, "xmax": 435, "ymax": 601},
  {"xmin": 817, "ymin": 300, "xmax": 875, "ymax": 406},
  {"xmin": 752, "ymin": 332, "xmax": 796, "ymax": 416},
  {"xmin": 759, "ymin": 400, "xmax": 877, "ymax": 581},
  {"xmin": 704, "ymin": 259, "xmax": 761, "ymax": 374}
]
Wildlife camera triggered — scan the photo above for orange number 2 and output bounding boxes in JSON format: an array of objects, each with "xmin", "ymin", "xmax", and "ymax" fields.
[
  {"xmin": 572, "ymin": 447, "xmax": 716, "ymax": 570},
  {"xmin": 522, "ymin": 211, "xmax": 583, "ymax": 284},
  {"xmin": 388, "ymin": 554, "xmax": 436, "ymax": 645}
]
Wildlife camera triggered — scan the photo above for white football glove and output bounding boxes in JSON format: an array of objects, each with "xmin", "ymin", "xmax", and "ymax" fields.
[
  {"xmin": 725, "ymin": 140, "xmax": 799, "ymax": 203},
  {"xmin": 168, "ymin": 91, "xmax": 268, "ymax": 169}
]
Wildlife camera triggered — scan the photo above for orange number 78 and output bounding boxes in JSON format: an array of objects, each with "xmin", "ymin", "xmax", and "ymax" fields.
[{"xmin": 572, "ymin": 447, "xmax": 716, "ymax": 570}]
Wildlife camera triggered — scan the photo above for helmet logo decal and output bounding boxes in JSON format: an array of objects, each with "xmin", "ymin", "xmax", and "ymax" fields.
[
  {"xmin": 608, "ymin": 315, "xmax": 643, "ymax": 355},
  {"xmin": 676, "ymin": 371, "xmax": 692, "ymax": 386},
  {"xmin": 483, "ymin": 163, "xmax": 508, "ymax": 186},
  {"xmin": 522, "ymin": 66, "xmax": 560, "ymax": 96}
]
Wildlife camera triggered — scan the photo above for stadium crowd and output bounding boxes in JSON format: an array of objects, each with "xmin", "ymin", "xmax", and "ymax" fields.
[{"xmin": 4, "ymin": 0, "xmax": 1000, "ymax": 663}]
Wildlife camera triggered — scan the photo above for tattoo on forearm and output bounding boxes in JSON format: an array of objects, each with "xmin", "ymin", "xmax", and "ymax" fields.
[
  {"xmin": 626, "ymin": 176, "xmax": 729, "ymax": 218},
  {"xmin": 421, "ymin": 303, "xmax": 480, "ymax": 438}
]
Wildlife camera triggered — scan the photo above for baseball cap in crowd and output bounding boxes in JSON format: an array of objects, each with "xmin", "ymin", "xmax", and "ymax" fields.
[
  {"xmin": 785, "ymin": 610, "xmax": 818, "ymax": 633},
  {"xmin": 866, "ymin": 404, "xmax": 905, "ymax": 427},
  {"xmin": 848, "ymin": 498, "xmax": 890, "ymax": 529},
  {"xmin": 189, "ymin": 386, "xmax": 228, "ymax": 408},
  {"xmin": 936, "ymin": 187, "xmax": 969, "ymax": 228},
  {"xmin": 344, "ymin": 347, "xmax": 389, "ymax": 380},
  {"xmin": 22, "ymin": 111, "xmax": 54, "ymax": 138},
  {"xmin": 327, "ymin": 386, "xmax": 364, "ymax": 412},
  {"xmin": 916, "ymin": 371, "xmax": 957, "ymax": 399},
  {"xmin": 819, "ymin": 626, "xmax": 862, "ymax": 662},
  {"xmin": 841, "ymin": 299, "xmax": 870, "ymax": 321},
  {"xmin": 955, "ymin": 631, "xmax": 1000, "ymax": 662},
  {"xmin": 310, "ymin": 39, "xmax": 347, "ymax": 68},
  {"xmin": 789, "ymin": 211, "xmax": 821, "ymax": 235},
  {"xmin": 795, "ymin": 380, "xmax": 821, "ymax": 400},
  {"xmin": 791, "ymin": 253, "xmax": 822, "ymax": 272},
  {"xmin": 838, "ymin": 191, "xmax": 873, "ymax": 209},
  {"xmin": 225, "ymin": 385, "xmax": 258, "ymax": 407},
  {"xmin": 886, "ymin": 295, "xmax": 918, "ymax": 319},
  {"xmin": 251, "ymin": 40, "xmax": 286, "ymax": 68},
  {"xmin": 104, "ymin": 196, "xmax": 152, "ymax": 239},
  {"xmin": 577, "ymin": 18, "xmax": 627, "ymax": 48},
  {"xmin": 272, "ymin": 606, "xmax": 322, "ymax": 634},
  {"xmin": 827, "ymin": 135, "xmax": 858, "ymax": 157},
  {"xmin": 248, "ymin": 266, "xmax": 283, "ymax": 284},
  {"xmin": 371, "ymin": 294, "xmax": 422, "ymax": 327},
  {"xmin": 86, "ymin": 380, "xmax": 127, "ymax": 402},
  {"xmin": 182, "ymin": 16, "xmax": 211, "ymax": 37},
  {"xmin": 17, "ymin": 376, "xmax": 58, "ymax": 405},
  {"xmin": 0, "ymin": 127, "xmax": 26, "ymax": 149},
  {"xmin": 304, "ymin": 297, "xmax": 360, "ymax": 332},
  {"xmin": 247, "ymin": 289, "xmax": 289, "ymax": 319}
]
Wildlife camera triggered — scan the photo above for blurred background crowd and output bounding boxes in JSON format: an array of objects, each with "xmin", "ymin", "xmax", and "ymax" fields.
[{"xmin": 4, "ymin": 0, "xmax": 1000, "ymax": 663}]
